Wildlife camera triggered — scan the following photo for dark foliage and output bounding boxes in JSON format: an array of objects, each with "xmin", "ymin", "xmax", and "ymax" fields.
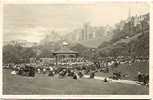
[{"xmin": 3, "ymin": 44, "xmax": 36, "ymax": 64}]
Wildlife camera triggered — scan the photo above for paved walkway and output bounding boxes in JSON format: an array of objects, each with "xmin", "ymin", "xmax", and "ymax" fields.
[{"xmin": 83, "ymin": 75, "xmax": 139, "ymax": 85}]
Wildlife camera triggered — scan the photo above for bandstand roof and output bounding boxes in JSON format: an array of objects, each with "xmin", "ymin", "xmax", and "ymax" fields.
[{"xmin": 53, "ymin": 47, "xmax": 78, "ymax": 54}]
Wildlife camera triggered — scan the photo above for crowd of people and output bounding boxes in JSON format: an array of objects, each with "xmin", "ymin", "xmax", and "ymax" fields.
[
  {"xmin": 3, "ymin": 56, "xmax": 149, "ymax": 85},
  {"xmin": 6, "ymin": 63, "xmax": 96, "ymax": 80},
  {"xmin": 137, "ymin": 72, "xmax": 149, "ymax": 86}
]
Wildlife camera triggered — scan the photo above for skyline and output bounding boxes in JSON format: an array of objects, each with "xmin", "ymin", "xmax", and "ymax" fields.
[{"xmin": 4, "ymin": 3, "xmax": 149, "ymax": 43}]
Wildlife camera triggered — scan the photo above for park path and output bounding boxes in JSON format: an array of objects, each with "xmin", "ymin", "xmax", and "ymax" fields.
[{"xmin": 83, "ymin": 75, "xmax": 139, "ymax": 85}]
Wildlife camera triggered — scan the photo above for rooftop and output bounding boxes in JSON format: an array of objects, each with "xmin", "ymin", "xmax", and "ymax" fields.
[{"xmin": 53, "ymin": 46, "xmax": 78, "ymax": 54}]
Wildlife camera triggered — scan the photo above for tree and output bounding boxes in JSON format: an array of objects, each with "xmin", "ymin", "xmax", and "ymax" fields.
[{"xmin": 3, "ymin": 44, "xmax": 36, "ymax": 64}]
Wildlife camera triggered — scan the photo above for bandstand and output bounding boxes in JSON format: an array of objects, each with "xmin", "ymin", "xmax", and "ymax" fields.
[{"xmin": 53, "ymin": 42, "xmax": 79, "ymax": 67}]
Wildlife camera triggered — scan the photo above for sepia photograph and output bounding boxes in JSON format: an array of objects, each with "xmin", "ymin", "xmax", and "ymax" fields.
[{"xmin": 2, "ymin": 2, "xmax": 149, "ymax": 95}]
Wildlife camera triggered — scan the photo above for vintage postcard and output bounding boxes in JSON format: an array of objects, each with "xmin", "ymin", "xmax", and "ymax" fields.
[{"xmin": 0, "ymin": 0, "xmax": 152, "ymax": 99}]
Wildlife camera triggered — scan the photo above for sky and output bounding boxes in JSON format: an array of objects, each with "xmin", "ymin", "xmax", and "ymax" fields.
[{"xmin": 3, "ymin": 2, "xmax": 149, "ymax": 43}]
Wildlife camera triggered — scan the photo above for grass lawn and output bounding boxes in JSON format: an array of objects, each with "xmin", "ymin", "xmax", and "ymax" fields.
[
  {"xmin": 95, "ymin": 62, "xmax": 149, "ymax": 81},
  {"xmin": 3, "ymin": 69, "xmax": 148, "ymax": 95}
]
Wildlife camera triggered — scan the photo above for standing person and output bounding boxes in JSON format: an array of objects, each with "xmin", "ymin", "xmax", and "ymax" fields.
[
  {"xmin": 43, "ymin": 68, "xmax": 46, "ymax": 74},
  {"xmin": 70, "ymin": 70, "xmax": 74, "ymax": 77},
  {"xmin": 37, "ymin": 68, "xmax": 41, "ymax": 74},
  {"xmin": 104, "ymin": 77, "xmax": 108, "ymax": 82},
  {"xmin": 29, "ymin": 66, "xmax": 35, "ymax": 77},
  {"xmin": 18, "ymin": 67, "xmax": 24, "ymax": 76},
  {"xmin": 78, "ymin": 71, "xmax": 83, "ymax": 78},
  {"xmin": 114, "ymin": 61, "xmax": 118, "ymax": 68},
  {"xmin": 118, "ymin": 72, "xmax": 121, "ymax": 79},
  {"xmin": 144, "ymin": 74, "xmax": 149, "ymax": 85},
  {"xmin": 73, "ymin": 72, "xmax": 78, "ymax": 80},
  {"xmin": 137, "ymin": 72, "xmax": 143, "ymax": 82},
  {"xmin": 48, "ymin": 70, "xmax": 54, "ymax": 76},
  {"xmin": 32, "ymin": 67, "xmax": 35, "ymax": 77},
  {"xmin": 48, "ymin": 66, "xmax": 54, "ymax": 76},
  {"xmin": 90, "ymin": 71, "xmax": 95, "ymax": 79},
  {"xmin": 13, "ymin": 64, "xmax": 17, "ymax": 70}
]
